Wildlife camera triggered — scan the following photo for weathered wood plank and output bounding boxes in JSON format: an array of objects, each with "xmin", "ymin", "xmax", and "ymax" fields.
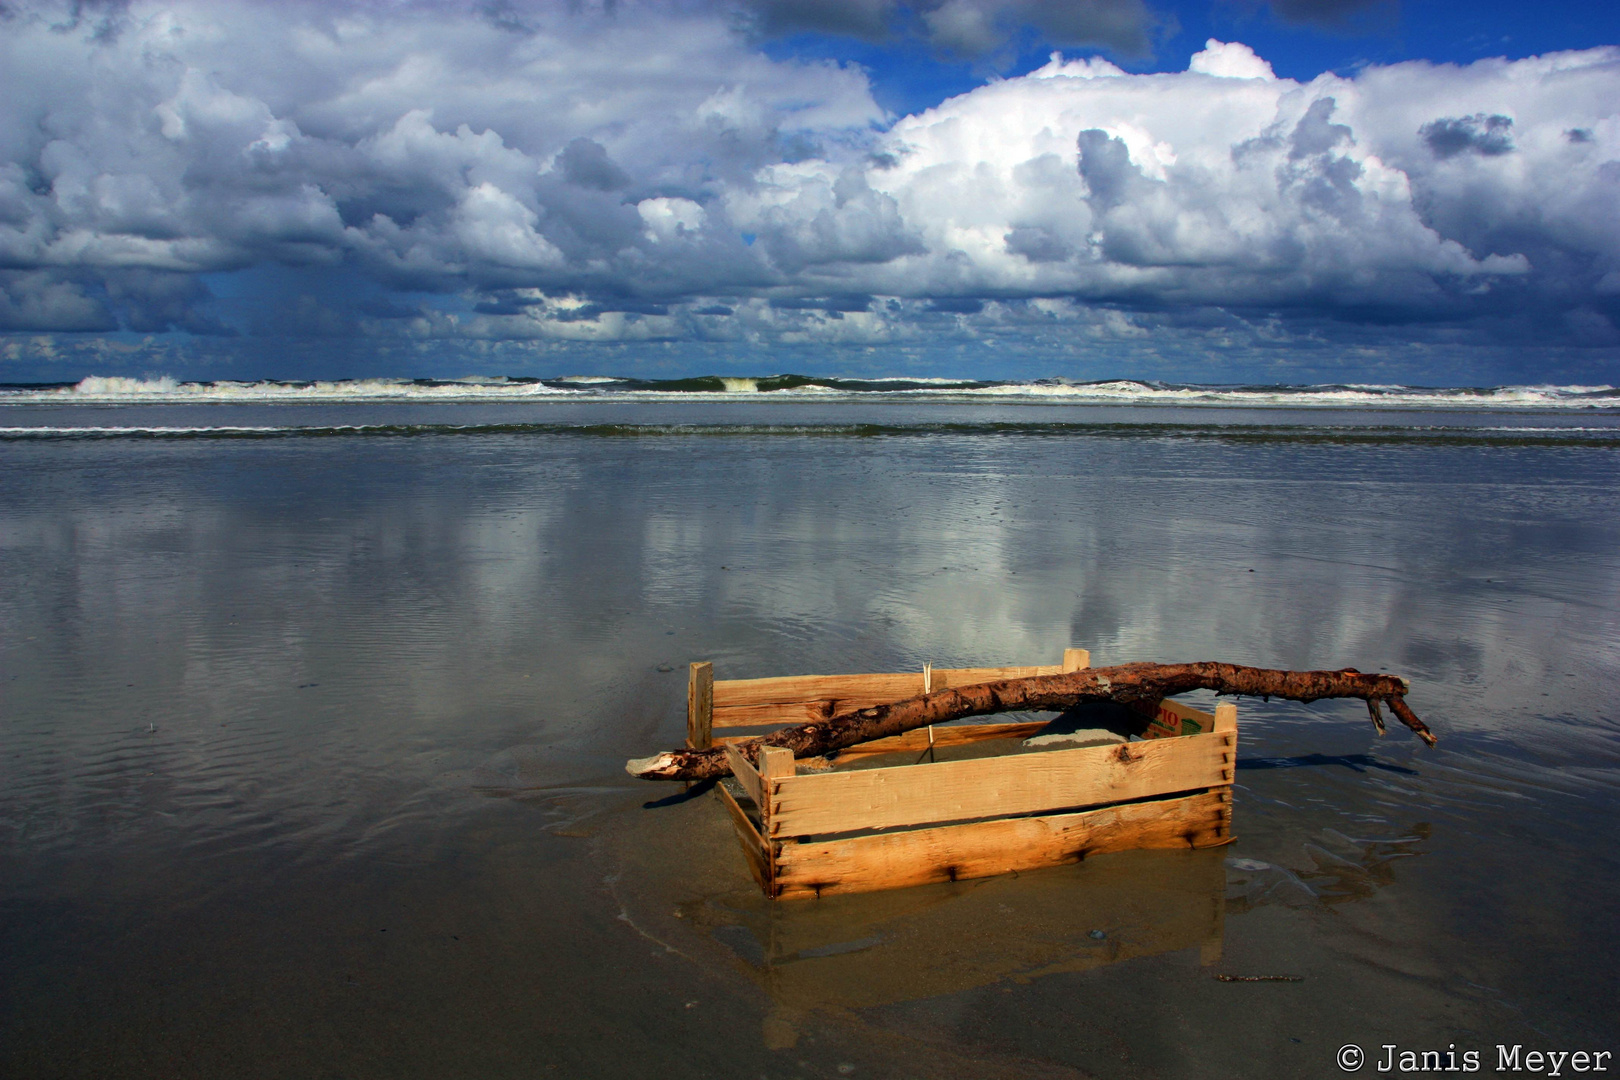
[
  {"xmin": 1063, "ymin": 647, "xmax": 1091, "ymax": 672},
  {"xmin": 725, "ymin": 742, "xmax": 763, "ymax": 809},
  {"xmin": 773, "ymin": 789, "xmax": 1233, "ymax": 898},
  {"xmin": 711, "ymin": 661, "xmax": 1079, "ymax": 718},
  {"xmin": 687, "ymin": 661, "xmax": 714, "ymax": 749},
  {"xmin": 927, "ymin": 664, "xmax": 1059, "ymax": 688},
  {"xmin": 713, "ymin": 673, "xmax": 924, "ymax": 709},
  {"xmin": 712, "ymin": 700, "xmax": 837, "ymax": 729},
  {"xmin": 715, "ymin": 782, "xmax": 770, "ymax": 889},
  {"xmin": 831, "ymin": 721, "xmax": 1052, "ymax": 761},
  {"xmin": 769, "ymin": 731, "xmax": 1235, "ymax": 838}
]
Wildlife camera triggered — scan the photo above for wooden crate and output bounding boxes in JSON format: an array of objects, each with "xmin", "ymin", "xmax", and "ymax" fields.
[{"xmin": 690, "ymin": 649, "xmax": 1237, "ymax": 899}]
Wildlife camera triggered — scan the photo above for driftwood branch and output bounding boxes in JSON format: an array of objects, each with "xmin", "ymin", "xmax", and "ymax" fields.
[{"xmin": 626, "ymin": 661, "xmax": 1434, "ymax": 782}]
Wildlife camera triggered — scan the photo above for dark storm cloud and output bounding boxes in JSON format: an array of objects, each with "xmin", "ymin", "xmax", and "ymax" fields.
[
  {"xmin": 0, "ymin": 272, "xmax": 117, "ymax": 332},
  {"xmin": 105, "ymin": 270, "xmax": 236, "ymax": 335},
  {"xmin": 1421, "ymin": 114, "xmax": 1516, "ymax": 158},
  {"xmin": 555, "ymin": 138, "xmax": 632, "ymax": 192},
  {"xmin": 910, "ymin": 0, "xmax": 1153, "ymax": 57},
  {"xmin": 1003, "ymin": 226, "xmax": 1071, "ymax": 262},
  {"xmin": 1076, "ymin": 128, "xmax": 1142, "ymax": 210},
  {"xmin": 1016, "ymin": 0, "xmax": 1154, "ymax": 53},
  {"xmin": 472, "ymin": 296, "xmax": 537, "ymax": 316},
  {"xmin": 1288, "ymin": 97, "xmax": 1353, "ymax": 159},
  {"xmin": 1265, "ymin": 0, "xmax": 1389, "ymax": 28},
  {"xmin": 735, "ymin": 0, "xmax": 1153, "ymax": 57},
  {"xmin": 770, "ymin": 294, "xmax": 873, "ymax": 312},
  {"xmin": 746, "ymin": 0, "xmax": 896, "ymax": 39}
]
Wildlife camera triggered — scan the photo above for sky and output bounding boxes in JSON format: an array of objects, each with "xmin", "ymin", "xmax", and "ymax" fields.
[{"xmin": 1, "ymin": 0, "xmax": 1618, "ymax": 386}]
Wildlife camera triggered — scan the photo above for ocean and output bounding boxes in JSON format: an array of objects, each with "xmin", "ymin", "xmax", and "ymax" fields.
[{"xmin": 2, "ymin": 376, "xmax": 1618, "ymax": 1078}]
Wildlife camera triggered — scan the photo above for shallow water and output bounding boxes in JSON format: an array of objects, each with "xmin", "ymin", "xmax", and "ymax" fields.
[{"xmin": 2, "ymin": 402, "xmax": 1618, "ymax": 1078}]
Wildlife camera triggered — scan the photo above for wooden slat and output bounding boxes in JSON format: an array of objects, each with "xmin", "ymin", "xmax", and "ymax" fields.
[
  {"xmin": 832, "ymin": 721, "xmax": 1052, "ymax": 761},
  {"xmin": 687, "ymin": 661, "xmax": 713, "ymax": 749},
  {"xmin": 711, "ymin": 658, "xmax": 1077, "ymax": 712},
  {"xmin": 773, "ymin": 789, "xmax": 1233, "ymax": 899},
  {"xmin": 1062, "ymin": 647, "xmax": 1090, "ymax": 672},
  {"xmin": 711, "ymin": 660, "xmax": 1086, "ymax": 729},
  {"xmin": 725, "ymin": 742, "xmax": 763, "ymax": 808},
  {"xmin": 769, "ymin": 731, "xmax": 1235, "ymax": 838},
  {"xmin": 714, "ymin": 721, "xmax": 1053, "ymax": 756},
  {"xmin": 715, "ymin": 782, "xmax": 770, "ymax": 889},
  {"xmin": 713, "ymin": 672, "xmax": 924, "ymax": 709},
  {"xmin": 928, "ymin": 664, "xmax": 1060, "ymax": 688},
  {"xmin": 1214, "ymin": 701, "xmax": 1237, "ymax": 733},
  {"xmin": 712, "ymin": 700, "xmax": 835, "ymax": 729}
]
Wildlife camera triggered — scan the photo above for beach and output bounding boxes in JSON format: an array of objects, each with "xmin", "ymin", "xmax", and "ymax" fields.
[{"xmin": 2, "ymin": 388, "xmax": 1618, "ymax": 1077}]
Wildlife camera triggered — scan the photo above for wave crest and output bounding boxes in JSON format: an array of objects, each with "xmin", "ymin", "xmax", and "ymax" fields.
[{"xmin": 0, "ymin": 374, "xmax": 1613, "ymax": 409}]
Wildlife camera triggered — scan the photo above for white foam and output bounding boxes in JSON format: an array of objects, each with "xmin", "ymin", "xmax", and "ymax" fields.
[
  {"xmin": 0, "ymin": 425, "xmax": 325, "ymax": 436},
  {"xmin": 72, "ymin": 375, "xmax": 182, "ymax": 396},
  {"xmin": 3, "ymin": 376, "xmax": 583, "ymax": 404},
  {"xmin": 929, "ymin": 381, "xmax": 1620, "ymax": 408},
  {"xmin": 0, "ymin": 375, "xmax": 1614, "ymax": 409}
]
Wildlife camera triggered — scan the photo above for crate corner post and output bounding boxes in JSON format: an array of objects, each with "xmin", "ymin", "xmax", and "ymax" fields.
[{"xmin": 687, "ymin": 661, "xmax": 714, "ymax": 750}]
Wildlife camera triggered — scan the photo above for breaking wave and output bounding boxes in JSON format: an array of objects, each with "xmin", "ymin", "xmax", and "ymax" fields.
[{"xmin": 2, "ymin": 375, "xmax": 1616, "ymax": 408}]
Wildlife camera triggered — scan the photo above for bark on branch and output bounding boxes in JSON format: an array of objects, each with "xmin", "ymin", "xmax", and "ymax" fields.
[{"xmin": 625, "ymin": 661, "xmax": 1434, "ymax": 782}]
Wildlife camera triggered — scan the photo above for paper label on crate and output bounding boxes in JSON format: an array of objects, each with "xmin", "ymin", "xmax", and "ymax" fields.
[
  {"xmin": 1132, "ymin": 700, "xmax": 1188, "ymax": 740},
  {"xmin": 1129, "ymin": 699, "xmax": 1211, "ymax": 739}
]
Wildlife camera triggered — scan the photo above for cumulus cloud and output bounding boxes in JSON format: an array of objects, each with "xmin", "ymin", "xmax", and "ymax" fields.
[
  {"xmin": 0, "ymin": 0, "xmax": 881, "ymax": 298},
  {"xmin": 779, "ymin": 41, "xmax": 1591, "ymax": 325},
  {"xmin": 0, "ymin": 1, "xmax": 1617, "ymax": 375},
  {"xmin": 785, "ymin": 40, "xmax": 1615, "ymax": 348}
]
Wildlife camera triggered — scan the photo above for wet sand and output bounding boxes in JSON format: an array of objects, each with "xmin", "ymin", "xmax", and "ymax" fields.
[{"xmin": 2, "ymin": 405, "xmax": 1617, "ymax": 1077}]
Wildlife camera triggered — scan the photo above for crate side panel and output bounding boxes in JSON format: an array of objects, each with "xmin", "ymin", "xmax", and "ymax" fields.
[
  {"xmin": 770, "ymin": 731, "xmax": 1234, "ymax": 838},
  {"xmin": 773, "ymin": 789, "xmax": 1232, "ymax": 899},
  {"xmin": 716, "ymin": 783, "xmax": 771, "ymax": 889}
]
